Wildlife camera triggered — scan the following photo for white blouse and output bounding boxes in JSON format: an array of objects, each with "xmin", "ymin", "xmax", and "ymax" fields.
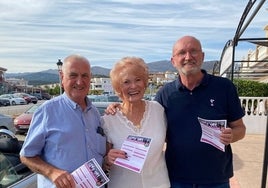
[{"xmin": 103, "ymin": 100, "xmax": 170, "ymax": 188}]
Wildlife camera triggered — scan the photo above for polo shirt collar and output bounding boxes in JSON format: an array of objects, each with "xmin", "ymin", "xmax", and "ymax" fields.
[
  {"xmin": 62, "ymin": 93, "xmax": 92, "ymax": 111},
  {"xmin": 176, "ymin": 69, "xmax": 209, "ymax": 91}
]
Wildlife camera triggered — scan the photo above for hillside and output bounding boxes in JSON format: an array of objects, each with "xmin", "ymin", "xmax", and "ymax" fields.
[{"xmin": 5, "ymin": 60, "xmax": 217, "ymax": 86}]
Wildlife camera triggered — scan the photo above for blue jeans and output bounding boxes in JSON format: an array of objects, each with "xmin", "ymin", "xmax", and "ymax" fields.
[{"xmin": 170, "ymin": 182, "xmax": 230, "ymax": 188}]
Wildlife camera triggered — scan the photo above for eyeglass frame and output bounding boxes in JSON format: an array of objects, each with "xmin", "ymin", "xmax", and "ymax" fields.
[{"xmin": 172, "ymin": 49, "xmax": 202, "ymax": 58}]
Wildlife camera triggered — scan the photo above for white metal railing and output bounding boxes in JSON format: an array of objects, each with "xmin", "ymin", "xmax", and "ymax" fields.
[{"xmin": 240, "ymin": 97, "xmax": 268, "ymax": 134}]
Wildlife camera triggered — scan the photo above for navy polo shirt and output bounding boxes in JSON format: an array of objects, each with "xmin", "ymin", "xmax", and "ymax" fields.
[{"xmin": 155, "ymin": 70, "xmax": 245, "ymax": 184}]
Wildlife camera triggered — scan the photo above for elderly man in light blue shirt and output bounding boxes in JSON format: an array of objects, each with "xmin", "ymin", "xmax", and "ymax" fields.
[{"xmin": 20, "ymin": 55, "xmax": 106, "ymax": 188}]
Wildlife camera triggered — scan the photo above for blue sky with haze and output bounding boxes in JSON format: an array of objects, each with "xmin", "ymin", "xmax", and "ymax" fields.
[{"xmin": 0, "ymin": 0, "xmax": 267, "ymax": 73}]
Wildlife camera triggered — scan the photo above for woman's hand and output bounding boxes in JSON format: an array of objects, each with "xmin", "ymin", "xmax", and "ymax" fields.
[
  {"xmin": 104, "ymin": 149, "xmax": 127, "ymax": 171},
  {"xmin": 108, "ymin": 149, "xmax": 127, "ymax": 163}
]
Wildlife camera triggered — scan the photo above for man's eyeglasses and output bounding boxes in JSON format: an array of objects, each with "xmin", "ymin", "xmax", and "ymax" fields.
[{"xmin": 173, "ymin": 50, "xmax": 201, "ymax": 58}]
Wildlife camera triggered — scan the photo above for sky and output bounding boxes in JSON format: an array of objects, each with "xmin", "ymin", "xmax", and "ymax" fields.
[{"xmin": 0, "ymin": 0, "xmax": 267, "ymax": 73}]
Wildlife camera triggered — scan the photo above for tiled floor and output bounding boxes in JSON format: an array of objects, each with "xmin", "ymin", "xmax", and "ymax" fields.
[{"xmin": 231, "ymin": 134, "xmax": 266, "ymax": 188}]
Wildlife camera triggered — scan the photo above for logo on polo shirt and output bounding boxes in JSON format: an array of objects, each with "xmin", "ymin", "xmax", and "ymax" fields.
[{"xmin": 210, "ymin": 99, "xmax": 215, "ymax": 106}]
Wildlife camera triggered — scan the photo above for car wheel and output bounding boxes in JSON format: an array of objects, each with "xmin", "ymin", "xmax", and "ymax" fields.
[{"xmin": 12, "ymin": 101, "xmax": 16, "ymax": 105}]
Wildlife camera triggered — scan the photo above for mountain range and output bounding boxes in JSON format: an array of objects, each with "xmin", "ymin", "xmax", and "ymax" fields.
[{"xmin": 6, "ymin": 60, "xmax": 217, "ymax": 86}]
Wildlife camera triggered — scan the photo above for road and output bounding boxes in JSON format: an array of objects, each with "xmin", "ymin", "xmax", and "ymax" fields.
[
  {"xmin": 0, "ymin": 100, "xmax": 44, "ymax": 116},
  {"xmin": 0, "ymin": 101, "xmax": 45, "ymax": 141}
]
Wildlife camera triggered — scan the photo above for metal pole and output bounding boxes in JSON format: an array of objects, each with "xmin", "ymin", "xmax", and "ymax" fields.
[
  {"xmin": 56, "ymin": 59, "xmax": 63, "ymax": 95},
  {"xmin": 58, "ymin": 74, "xmax": 62, "ymax": 95},
  {"xmin": 261, "ymin": 114, "xmax": 268, "ymax": 188}
]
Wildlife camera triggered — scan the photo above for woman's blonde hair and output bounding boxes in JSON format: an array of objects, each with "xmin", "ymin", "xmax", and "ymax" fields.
[{"xmin": 110, "ymin": 57, "xmax": 149, "ymax": 98}]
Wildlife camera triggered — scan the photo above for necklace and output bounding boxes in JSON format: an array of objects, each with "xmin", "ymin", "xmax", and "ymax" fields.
[
  {"xmin": 135, "ymin": 123, "xmax": 142, "ymax": 130},
  {"xmin": 130, "ymin": 123, "xmax": 142, "ymax": 132},
  {"xmin": 121, "ymin": 101, "xmax": 145, "ymax": 131}
]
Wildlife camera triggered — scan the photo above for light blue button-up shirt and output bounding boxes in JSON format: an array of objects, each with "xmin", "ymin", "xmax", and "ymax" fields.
[{"xmin": 20, "ymin": 93, "xmax": 106, "ymax": 187}]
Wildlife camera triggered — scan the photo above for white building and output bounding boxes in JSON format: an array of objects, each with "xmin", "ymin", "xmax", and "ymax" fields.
[
  {"xmin": 239, "ymin": 24, "xmax": 268, "ymax": 82},
  {"xmin": 91, "ymin": 77, "xmax": 114, "ymax": 94},
  {"xmin": 5, "ymin": 78, "xmax": 29, "ymax": 87},
  {"xmin": 155, "ymin": 71, "xmax": 177, "ymax": 85}
]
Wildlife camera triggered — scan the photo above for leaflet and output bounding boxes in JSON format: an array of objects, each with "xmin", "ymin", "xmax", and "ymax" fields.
[
  {"xmin": 114, "ymin": 135, "xmax": 152, "ymax": 173},
  {"xmin": 72, "ymin": 158, "xmax": 109, "ymax": 188},
  {"xmin": 198, "ymin": 117, "xmax": 227, "ymax": 152}
]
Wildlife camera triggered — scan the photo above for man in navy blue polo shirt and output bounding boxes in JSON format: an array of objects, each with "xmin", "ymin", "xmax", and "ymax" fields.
[{"xmin": 155, "ymin": 36, "xmax": 246, "ymax": 188}]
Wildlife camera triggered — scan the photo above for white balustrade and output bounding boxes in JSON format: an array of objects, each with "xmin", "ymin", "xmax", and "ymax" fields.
[{"xmin": 240, "ymin": 97, "xmax": 268, "ymax": 134}]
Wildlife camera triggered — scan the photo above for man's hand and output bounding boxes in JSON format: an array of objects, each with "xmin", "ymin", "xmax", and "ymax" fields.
[
  {"xmin": 105, "ymin": 102, "xmax": 120, "ymax": 115},
  {"xmin": 220, "ymin": 128, "xmax": 233, "ymax": 145},
  {"xmin": 20, "ymin": 156, "xmax": 76, "ymax": 188},
  {"xmin": 50, "ymin": 169, "xmax": 76, "ymax": 188}
]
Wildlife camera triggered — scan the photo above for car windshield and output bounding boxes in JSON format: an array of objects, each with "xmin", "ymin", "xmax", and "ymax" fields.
[
  {"xmin": 0, "ymin": 152, "xmax": 22, "ymax": 187},
  {"xmin": 26, "ymin": 105, "xmax": 40, "ymax": 114}
]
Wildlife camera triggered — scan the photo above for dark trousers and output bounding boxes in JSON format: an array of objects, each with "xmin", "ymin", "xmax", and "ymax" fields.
[{"xmin": 170, "ymin": 182, "xmax": 230, "ymax": 188}]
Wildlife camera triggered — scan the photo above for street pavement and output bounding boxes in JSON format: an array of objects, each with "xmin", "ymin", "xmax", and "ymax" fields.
[{"xmin": 230, "ymin": 134, "xmax": 267, "ymax": 188}]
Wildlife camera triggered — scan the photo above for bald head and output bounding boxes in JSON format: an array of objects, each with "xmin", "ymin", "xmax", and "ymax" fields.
[
  {"xmin": 172, "ymin": 36, "xmax": 202, "ymax": 56},
  {"xmin": 62, "ymin": 54, "xmax": 91, "ymax": 74}
]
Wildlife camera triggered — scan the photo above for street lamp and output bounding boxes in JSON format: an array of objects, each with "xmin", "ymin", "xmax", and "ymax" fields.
[{"xmin": 56, "ymin": 59, "xmax": 63, "ymax": 95}]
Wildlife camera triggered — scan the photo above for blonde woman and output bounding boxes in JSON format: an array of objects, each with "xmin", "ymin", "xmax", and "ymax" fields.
[{"xmin": 103, "ymin": 57, "xmax": 170, "ymax": 188}]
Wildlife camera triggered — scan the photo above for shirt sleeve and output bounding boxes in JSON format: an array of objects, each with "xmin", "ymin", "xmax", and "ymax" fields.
[{"xmin": 20, "ymin": 107, "xmax": 47, "ymax": 157}]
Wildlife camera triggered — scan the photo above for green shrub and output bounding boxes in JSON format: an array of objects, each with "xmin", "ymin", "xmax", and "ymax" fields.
[{"xmin": 233, "ymin": 79, "xmax": 268, "ymax": 97}]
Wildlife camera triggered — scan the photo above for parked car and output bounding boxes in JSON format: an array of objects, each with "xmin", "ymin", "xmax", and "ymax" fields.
[
  {"xmin": 107, "ymin": 95, "xmax": 121, "ymax": 102},
  {"xmin": 14, "ymin": 104, "xmax": 41, "ymax": 135},
  {"xmin": 0, "ymin": 94, "xmax": 26, "ymax": 105},
  {"xmin": 88, "ymin": 95, "xmax": 121, "ymax": 102},
  {"xmin": 13, "ymin": 93, "xmax": 38, "ymax": 104},
  {"xmin": 26, "ymin": 94, "xmax": 38, "ymax": 104},
  {"xmin": 5, "ymin": 171, "xmax": 37, "ymax": 188},
  {"xmin": 143, "ymin": 94, "xmax": 156, "ymax": 101},
  {"xmin": 0, "ymin": 113, "xmax": 15, "ymax": 133},
  {"xmin": 0, "ymin": 130, "xmax": 37, "ymax": 187},
  {"xmin": 30, "ymin": 93, "xmax": 42, "ymax": 100},
  {"xmin": 0, "ymin": 98, "xmax": 10, "ymax": 106},
  {"xmin": 41, "ymin": 92, "xmax": 51, "ymax": 100},
  {"xmin": 13, "ymin": 102, "xmax": 111, "ymax": 135}
]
